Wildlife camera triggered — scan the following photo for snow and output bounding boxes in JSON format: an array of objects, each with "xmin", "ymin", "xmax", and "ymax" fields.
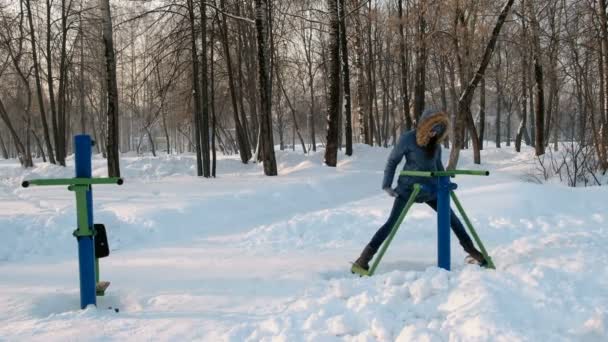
[{"xmin": 1, "ymin": 144, "xmax": 607, "ymax": 341}]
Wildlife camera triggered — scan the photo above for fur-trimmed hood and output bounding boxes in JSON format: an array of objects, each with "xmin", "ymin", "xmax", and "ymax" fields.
[{"xmin": 416, "ymin": 109, "xmax": 449, "ymax": 147}]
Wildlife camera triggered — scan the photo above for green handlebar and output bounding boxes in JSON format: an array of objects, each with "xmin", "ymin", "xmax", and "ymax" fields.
[
  {"xmin": 22, "ymin": 177, "xmax": 123, "ymax": 188},
  {"xmin": 399, "ymin": 170, "xmax": 489, "ymax": 177}
]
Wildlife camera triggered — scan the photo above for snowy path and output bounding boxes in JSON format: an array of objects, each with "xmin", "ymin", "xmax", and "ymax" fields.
[{"xmin": 1, "ymin": 145, "xmax": 607, "ymax": 341}]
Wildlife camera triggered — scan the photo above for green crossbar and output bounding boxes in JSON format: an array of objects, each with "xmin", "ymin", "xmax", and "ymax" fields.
[
  {"xmin": 450, "ymin": 191, "xmax": 495, "ymax": 269},
  {"xmin": 22, "ymin": 177, "xmax": 123, "ymax": 187},
  {"xmin": 73, "ymin": 185, "xmax": 92, "ymax": 237},
  {"xmin": 365, "ymin": 184, "xmax": 422, "ymax": 276},
  {"xmin": 400, "ymin": 170, "xmax": 490, "ymax": 178}
]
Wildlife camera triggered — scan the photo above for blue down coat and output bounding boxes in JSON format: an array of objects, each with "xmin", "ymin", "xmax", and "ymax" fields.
[{"xmin": 382, "ymin": 109, "xmax": 450, "ymax": 203}]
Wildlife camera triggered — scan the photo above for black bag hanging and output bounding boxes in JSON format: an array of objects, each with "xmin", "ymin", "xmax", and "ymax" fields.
[{"xmin": 94, "ymin": 224, "xmax": 110, "ymax": 258}]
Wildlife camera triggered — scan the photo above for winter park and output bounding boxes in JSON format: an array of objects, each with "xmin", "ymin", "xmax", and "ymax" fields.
[{"xmin": 1, "ymin": 0, "xmax": 608, "ymax": 341}]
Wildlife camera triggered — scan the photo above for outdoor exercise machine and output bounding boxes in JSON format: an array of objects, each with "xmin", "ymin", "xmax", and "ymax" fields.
[
  {"xmin": 21, "ymin": 135, "xmax": 123, "ymax": 309},
  {"xmin": 352, "ymin": 170, "xmax": 495, "ymax": 276}
]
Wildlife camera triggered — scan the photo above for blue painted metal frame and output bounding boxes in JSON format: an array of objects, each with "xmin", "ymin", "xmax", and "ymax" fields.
[
  {"xmin": 437, "ymin": 176, "xmax": 457, "ymax": 270},
  {"xmin": 74, "ymin": 135, "xmax": 96, "ymax": 309},
  {"xmin": 420, "ymin": 178, "xmax": 458, "ymax": 271}
]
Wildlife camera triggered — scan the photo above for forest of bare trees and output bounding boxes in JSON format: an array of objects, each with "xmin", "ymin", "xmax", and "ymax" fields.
[{"xmin": 0, "ymin": 0, "xmax": 607, "ymax": 183}]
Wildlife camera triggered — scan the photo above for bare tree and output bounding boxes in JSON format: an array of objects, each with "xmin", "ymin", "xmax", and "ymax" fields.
[
  {"xmin": 325, "ymin": 0, "xmax": 341, "ymax": 166},
  {"xmin": 255, "ymin": 0, "xmax": 277, "ymax": 175},
  {"xmin": 448, "ymin": 0, "xmax": 516, "ymax": 169},
  {"xmin": 25, "ymin": 0, "xmax": 55, "ymax": 165},
  {"xmin": 101, "ymin": 0, "xmax": 120, "ymax": 177}
]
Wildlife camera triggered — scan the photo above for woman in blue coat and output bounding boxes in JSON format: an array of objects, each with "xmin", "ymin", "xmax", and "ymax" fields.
[{"xmin": 353, "ymin": 109, "xmax": 487, "ymax": 271}]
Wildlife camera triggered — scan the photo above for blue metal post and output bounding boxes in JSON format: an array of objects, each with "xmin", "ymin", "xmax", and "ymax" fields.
[
  {"xmin": 437, "ymin": 176, "xmax": 451, "ymax": 270},
  {"xmin": 74, "ymin": 135, "xmax": 96, "ymax": 309}
]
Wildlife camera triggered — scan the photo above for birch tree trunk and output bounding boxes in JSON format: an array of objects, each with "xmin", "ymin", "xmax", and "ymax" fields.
[
  {"xmin": 338, "ymin": 0, "xmax": 353, "ymax": 156},
  {"xmin": 352, "ymin": 0, "xmax": 368, "ymax": 144},
  {"xmin": 325, "ymin": 0, "xmax": 341, "ymax": 166}
]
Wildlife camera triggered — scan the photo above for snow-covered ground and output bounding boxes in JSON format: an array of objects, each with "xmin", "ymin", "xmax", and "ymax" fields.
[{"xmin": 0, "ymin": 144, "xmax": 606, "ymax": 341}]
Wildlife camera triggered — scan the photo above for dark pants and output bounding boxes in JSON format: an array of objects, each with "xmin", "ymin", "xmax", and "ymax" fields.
[{"xmin": 368, "ymin": 195, "xmax": 477, "ymax": 253}]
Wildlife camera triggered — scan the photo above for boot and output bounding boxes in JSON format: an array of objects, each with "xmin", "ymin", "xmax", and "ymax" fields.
[
  {"xmin": 353, "ymin": 244, "xmax": 377, "ymax": 271},
  {"xmin": 464, "ymin": 247, "xmax": 488, "ymax": 267}
]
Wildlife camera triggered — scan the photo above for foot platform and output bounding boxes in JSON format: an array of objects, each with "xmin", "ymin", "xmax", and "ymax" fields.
[
  {"xmin": 96, "ymin": 281, "xmax": 111, "ymax": 296},
  {"xmin": 350, "ymin": 263, "xmax": 370, "ymax": 277}
]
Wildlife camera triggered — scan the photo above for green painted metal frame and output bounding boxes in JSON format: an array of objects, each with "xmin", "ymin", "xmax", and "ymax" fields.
[
  {"xmin": 450, "ymin": 191, "xmax": 496, "ymax": 269},
  {"xmin": 22, "ymin": 176, "xmax": 123, "ymax": 295},
  {"xmin": 352, "ymin": 184, "xmax": 422, "ymax": 277},
  {"xmin": 353, "ymin": 169, "xmax": 495, "ymax": 276},
  {"xmin": 24, "ymin": 177, "xmax": 122, "ymax": 187},
  {"xmin": 400, "ymin": 170, "xmax": 490, "ymax": 177}
]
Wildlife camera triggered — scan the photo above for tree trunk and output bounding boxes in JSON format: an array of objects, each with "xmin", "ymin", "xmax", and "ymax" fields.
[
  {"xmin": 235, "ymin": 2, "xmax": 254, "ymax": 148},
  {"xmin": 0, "ymin": 129, "xmax": 8, "ymax": 159},
  {"xmin": 325, "ymin": 0, "xmax": 341, "ymax": 167},
  {"xmin": 32, "ymin": 130, "xmax": 46, "ymax": 162},
  {"xmin": 210, "ymin": 25, "xmax": 217, "ymax": 177},
  {"xmin": 495, "ymin": 47, "xmax": 502, "ymax": 148},
  {"xmin": 162, "ymin": 107, "xmax": 170, "ymax": 154},
  {"xmin": 200, "ymin": 0, "xmax": 211, "ymax": 177},
  {"xmin": 479, "ymin": 76, "xmax": 486, "ymax": 149},
  {"xmin": 220, "ymin": 0, "xmax": 251, "ymax": 163},
  {"xmin": 339, "ymin": 0, "xmax": 353, "ymax": 156},
  {"xmin": 56, "ymin": 0, "xmax": 70, "ymax": 166},
  {"xmin": 25, "ymin": 0, "xmax": 55, "ymax": 165},
  {"xmin": 526, "ymin": 0, "xmax": 544, "ymax": 156},
  {"xmin": 79, "ymin": 15, "xmax": 86, "ymax": 134},
  {"xmin": 437, "ymin": 56, "xmax": 449, "ymax": 148},
  {"xmin": 598, "ymin": 0, "xmax": 608, "ymax": 170},
  {"xmin": 46, "ymin": 0, "xmax": 60, "ymax": 163},
  {"xmin": 101, "ymin": 0, "xmax": 121, "ymax": 177},
  {"xmin": 0, "ymin": 98, "xmax": 31, "ymax": 166},
  {"xmin": 413, "ymin": 7, "xmax": 426, "ymax": 123},
  {"xmin": 515, "ymin": 45, "xmax": 528, "ymax": 153},
  {"xmin": 146, "ymin": 127, "xmax": 156, "ymax": 157},
  {"xmin": 447, "ymin": 0, "xmax": 515, "ymax": 169},
  {"xmin": 188, "ymin": 0, "xmax": 204, "ymax": 176},
  {"xmin": 352, "ymin": 0, "xmax": 368, "ymax": 144},
  {"xmin": 255, "ymin": 0, "xmax": 277, "ymax": 175},
  {"xmin": 277, "ymin": 69, "xmax": 307, "ymax": 153},
  {"xmin": 398, "ymin": 0, "xmax": 412, "ymax": 131},
  {"xmin": 366, "ymin": 0, "xmax": 374, "ymax": 145}
]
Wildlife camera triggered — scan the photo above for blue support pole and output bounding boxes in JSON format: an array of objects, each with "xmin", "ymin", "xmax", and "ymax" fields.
[
  {"xmin": 74, "ymin": 135, "xmax": 96, "ymax": 309},
  {"xmin": 437, "ymin": 176, "xmax": 451, "ymax": 270}
]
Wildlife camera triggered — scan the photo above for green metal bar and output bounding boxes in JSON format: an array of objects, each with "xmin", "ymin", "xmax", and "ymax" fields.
[
  {"xmin": 431, "ymin": 170, "xmax": 489, "ymax": 177},
  {"xmin": 73, "ymin": 186, "xmax": 92, "ymax": 237},
  {"xmin": 22, "ymin": 177, "xmax": 123, "ymax": 187},
  {"xmin": 399, "ymin": 171, "xmax": 434, "ymax": 177},
  {"xmin": 368, "ymin": 184, "xmax": 422, "ymax": 276},
  {"xmin": 450, "ymin": 191, "xmax": 496, "ymax": 269},
  {"xmin": 399, "ymin": 170, "xmax": 490, "ymax": 178}
]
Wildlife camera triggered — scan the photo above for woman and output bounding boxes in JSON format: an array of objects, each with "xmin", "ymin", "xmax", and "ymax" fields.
[{"xmin": 353, "ymin": 109, "xmax": 487, "ymax": 271}]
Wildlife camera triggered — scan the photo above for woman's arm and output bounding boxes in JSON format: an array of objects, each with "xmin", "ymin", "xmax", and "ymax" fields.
[{"xmin": 382, "ymin": 133, "xmax": 409, "ymax": 189}]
